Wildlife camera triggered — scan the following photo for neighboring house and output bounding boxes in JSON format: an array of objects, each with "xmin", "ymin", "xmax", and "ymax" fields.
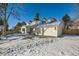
[
  {"xmin": 68, "ymin": 18, "xmax": 79, "ymax": 29},
  {"xmin": 14, "ymin": 22, "xmax": 26, "ymax": 33},
  {"xmin": 64, "ymin": 17, "xmax": 79, "ymax": 35},
  {"xmin": 35, "ymin": 21, "xmax": 64, "ymax": 37}
]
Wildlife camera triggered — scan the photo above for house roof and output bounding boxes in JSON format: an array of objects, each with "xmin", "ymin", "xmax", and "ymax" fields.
[
  {"xmin": 21, "ymin": 25, "xmax": 27, "ymax": 28},
  {"xmin": 69, "ymin": 17, "xmax": 79, "ymax": 26},
  {"xmin": 38, "ymin": 21, "xmax": 61, "ymax": 27},
  {"xmin": 31, "ymin": 21, "xmax": 42, "ymax": 25}
]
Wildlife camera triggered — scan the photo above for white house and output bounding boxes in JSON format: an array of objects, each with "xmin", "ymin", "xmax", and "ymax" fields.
[
  {"xmin": 20, "ymin": 21, "xmax": 41, "ymax": 34},
  {"xmin": 35, "ymin": 21, "xmax": 64, "ymax": 37},
  {"xmin": 20, "ymin": 19, "xmax": 64, "ymax": 37}
]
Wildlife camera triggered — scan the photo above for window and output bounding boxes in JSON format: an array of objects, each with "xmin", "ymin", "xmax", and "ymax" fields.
[
  {"xmin": 22, "ymin": 28, "xmax": 25, "ymax": 31},
  {"xmin": 54, "ymin": 27, "xmax": 56, "ymax": 30}
]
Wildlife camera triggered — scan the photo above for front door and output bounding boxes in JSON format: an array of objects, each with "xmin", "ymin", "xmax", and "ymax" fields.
[{"xmin": 22, "ymin": 28, "xmax": 25, "ymax": 34}]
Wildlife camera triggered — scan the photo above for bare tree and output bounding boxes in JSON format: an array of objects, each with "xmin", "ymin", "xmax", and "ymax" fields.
[{"xmin": 0, "ymin": 3, "xmax": 25, "ymax": 35}]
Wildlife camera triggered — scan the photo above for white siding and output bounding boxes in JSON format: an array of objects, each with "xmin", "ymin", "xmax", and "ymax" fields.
[{"xmin": 21, "ymin": 26, "xmax": 27, "ymax": 34}]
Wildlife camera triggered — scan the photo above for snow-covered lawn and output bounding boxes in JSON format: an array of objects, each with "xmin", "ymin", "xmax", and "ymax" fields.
[{"xmin": 0, "ymin": 36, "xmax": 79, "ymax": 56}]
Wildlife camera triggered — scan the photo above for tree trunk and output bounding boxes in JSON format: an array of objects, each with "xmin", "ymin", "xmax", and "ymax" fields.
[{"xmin": 2, "ymin": 4, "xmax": 7, "ymax": 35}]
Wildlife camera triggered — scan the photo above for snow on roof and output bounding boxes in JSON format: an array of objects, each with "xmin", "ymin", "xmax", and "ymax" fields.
[
  {"xmin": 38, "ymin": 21, "xmax": 61, "ymax": 27},
  {"xmin": 21, "ymin": 25, "xmax": 26, "ymax": 28},
  {"xmin": 49, "ymin": 21, "xmax": 61, "ymax": 26},
  {"xmin": 31, "ymin": 21, "xmax": 42, "ymax": 25}
]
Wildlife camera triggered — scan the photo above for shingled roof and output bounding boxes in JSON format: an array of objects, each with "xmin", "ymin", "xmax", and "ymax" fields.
[{"xmin": 69, "ymin": 17, "xmax": 79, "ymax": 26}]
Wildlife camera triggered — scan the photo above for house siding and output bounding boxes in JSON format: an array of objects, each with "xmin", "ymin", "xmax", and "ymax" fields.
[
  {"xmin": 37, "ymin": 26, "xmax": 60, "ymax": 37},
  {"xmin": 43, "ymin": 27, "xmax": 57, "ymax": 37}
]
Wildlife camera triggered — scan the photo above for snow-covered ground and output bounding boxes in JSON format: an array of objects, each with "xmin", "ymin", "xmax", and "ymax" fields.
[{"xmin": 0, "ymin": 35, "xmax": 79, "ymax": 56}]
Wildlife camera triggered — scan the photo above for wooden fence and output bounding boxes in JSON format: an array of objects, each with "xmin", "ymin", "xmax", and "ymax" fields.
[{"xmin": 64, "ymin": 29, "xmax": 79, "ymax": 35}]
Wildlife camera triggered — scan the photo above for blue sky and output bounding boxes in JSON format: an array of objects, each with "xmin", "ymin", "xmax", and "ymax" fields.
[{"xmin": 8, "ymin": 3, "xmax": 77, "ymax": 29}]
